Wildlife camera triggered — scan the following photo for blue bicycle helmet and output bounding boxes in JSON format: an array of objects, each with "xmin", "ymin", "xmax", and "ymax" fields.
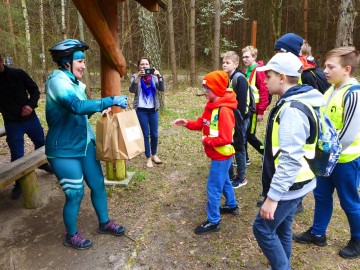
[{"xmin": 49, "ymin": 39, "xmax": 89, "ymax": 65}]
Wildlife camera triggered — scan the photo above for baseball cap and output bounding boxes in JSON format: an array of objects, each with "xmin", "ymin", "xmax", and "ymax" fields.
[{"xmin": 257, "ymin": 52, "xmax": 303, "ymax": 77}]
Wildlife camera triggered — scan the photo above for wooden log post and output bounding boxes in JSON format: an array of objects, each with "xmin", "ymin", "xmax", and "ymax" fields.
[
  {"xmin": 100, "ymin": 0, "xmax": 126, "ymax": 181},
  {"xmin": 19, "ymin": 171, "xmax": 41, "ymax": 209}
]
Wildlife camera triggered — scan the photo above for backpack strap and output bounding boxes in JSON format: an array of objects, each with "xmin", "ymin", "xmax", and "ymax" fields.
[{"xmin": 289, "ymin": 101, "xmax": 318, "ymax": 144}]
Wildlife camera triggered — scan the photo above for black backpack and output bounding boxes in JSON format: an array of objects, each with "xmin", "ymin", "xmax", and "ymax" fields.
[
  {"xmin": 305, "ymin": 68, "xmax": 331, "ymax": 94},
  {"xmin": 230, "ymin": 72, "xmax": 256, "ymax": 114}
]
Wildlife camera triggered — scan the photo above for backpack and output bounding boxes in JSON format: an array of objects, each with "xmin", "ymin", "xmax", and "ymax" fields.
[
  {"xmin": 218, "ymin": 107, "xmax": 245, "ymax": 149},
  {"xmin": 290, "ymin": 101, "xmax": 342, "ymax": 177},
  {"xmin": 305, "ymin": 68, "xmax": 331, "ymax": 94},
  {"xmin": 230, "ymin": 72, "xmax": 256, "ymax": 114}
]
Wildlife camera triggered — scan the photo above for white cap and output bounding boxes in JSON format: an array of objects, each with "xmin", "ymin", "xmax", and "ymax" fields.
[{"xmin": 257, "ymin": 52, "xmax": 303, "ymax": 77}]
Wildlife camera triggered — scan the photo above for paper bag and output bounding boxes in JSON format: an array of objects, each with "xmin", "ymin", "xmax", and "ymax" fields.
[
  {"xmin": 96, "ymin": 111, "xmax": 119, "ymax": 161},
  {"xmin": 114, "ymin": 109, "xmax": 145, "ymax": 159}
]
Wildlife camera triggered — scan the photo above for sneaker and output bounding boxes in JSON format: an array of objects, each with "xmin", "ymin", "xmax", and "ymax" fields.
[
  {"xmin": 295, "ymin": 201, "xmax": 305, "ymax": 215},
  {"xmin": 293, "ymin": 227, "xmax": 327, "ymax": 247},
  {"xmin": 230, "ymin": 175, "xmax": 237, "ymax": 182},
  {"xmin": 63, "ymin": 232, "xmax": 93, "ymax": 250},
  {"xmin": 339, "ymin": 237, "xmax": 360, "ymax": 259},
  {"xmin": 98, "ymin": 220, "xmax": 125, "ymax": 236},
  {"xmin": 246, "ymin": 159, "xmax": 251, "ymax": 166},
  {"xmin": 39, "ymin": 163, "xmax": 54, "ymax": 174},
  {"xmin": 194, "ymin": 220, "xmax": 220, "ymax": 235},
  {"xmin": 220, "ymin": 204, "xmax": 239, "ymax": 215},
  {"xmin": 11, "ymin": 181, "xmax": 22, "ymax": 200},
  {"xmin": 232, "ymin": 177, "xmax": 247, "ymax": 189}
]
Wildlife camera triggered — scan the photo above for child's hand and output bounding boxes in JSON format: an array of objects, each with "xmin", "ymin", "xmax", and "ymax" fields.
[
  {"xmin": 173, "ymin": 119, "xmax": 188, "ymax": 127},
  {"xmin": 260, "ymin": 197, "xmax": 278, "ymax": 220}
]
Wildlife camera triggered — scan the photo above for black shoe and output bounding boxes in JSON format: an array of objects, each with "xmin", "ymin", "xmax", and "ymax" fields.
[
  {"xmin": 220, "ymin": 204, "xmax": 239, "ymax": 215},
  {"xmin": 39, "ymin": 163, "xmax": 54, "ymax": 174},
  {"xmin": 11, "ymin": 181, "xmax": 22, "ymax": 200},
  {"xmin": 339, "ymin": 237, "xmax": 360, "ymax": 259},
  {"xmin": 293, "ymin": 227, "xmax": 327, "ymax": 247},
  {"xmin": 295, "ymin": 201, "xmax": 304, "ymax": 215},
  {"xmin": 194, "ymin": 220, "xmax": 220, "ymax": 235}
]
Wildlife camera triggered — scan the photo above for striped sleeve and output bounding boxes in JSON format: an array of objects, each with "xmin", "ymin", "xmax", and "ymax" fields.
[{"xmin": 339, "ymin": 91, "xmax": 360, "ymax": 150}]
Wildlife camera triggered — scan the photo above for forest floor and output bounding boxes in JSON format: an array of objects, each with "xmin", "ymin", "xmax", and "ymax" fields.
[{"xmin": 0, "ymin": 82, "xmax": 359, "ymax": 270}]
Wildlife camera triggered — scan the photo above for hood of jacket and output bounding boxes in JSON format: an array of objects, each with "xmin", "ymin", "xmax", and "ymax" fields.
[
  {"xmin": 279, "ymin": 84, "xmax": 325, "ymax": 108},
  {"xmin": 205, "ymin": 91, "xmax": 238, "ymax": 112}
]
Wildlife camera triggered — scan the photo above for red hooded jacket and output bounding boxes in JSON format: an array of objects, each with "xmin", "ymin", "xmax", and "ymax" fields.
[{"xmin": 186, "ymin": 91, "xmax": 238, "ymax": 160}]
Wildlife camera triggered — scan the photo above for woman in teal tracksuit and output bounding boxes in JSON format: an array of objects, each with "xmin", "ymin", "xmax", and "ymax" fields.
[{"xmin": 46, "ymin": 39, "xmax": 128, "ymax": 250}]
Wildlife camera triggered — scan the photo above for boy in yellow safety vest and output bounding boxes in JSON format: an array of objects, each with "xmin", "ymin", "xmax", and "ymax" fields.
[
  {"xmin": 293, "ymin": 47, "xmax": 360, "ymax": 259},
  {"xmin": 173, "ymin": 70, "xmax": 239, "ymax": 235},
  {"xmin": 253, "ymin": 52, "xmax": 324, "ymax": 269}
]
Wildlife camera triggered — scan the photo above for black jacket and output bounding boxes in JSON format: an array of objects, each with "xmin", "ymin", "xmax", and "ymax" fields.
[{"xmin": 0, "ymin": 65, "xmax": 40, "ymax": 122}]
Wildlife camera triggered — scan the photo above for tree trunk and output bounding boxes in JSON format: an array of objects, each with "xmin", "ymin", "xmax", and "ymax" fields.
[
  {"xmin": 271, "ymin": 0, "xmax": 283, "ymax": 41},
  {"xmin": 40, "ymin": 0, "xmax": 46, "ymax": 87},
  {"xmin": 304, "ymin": 0, "xmax": 308, "ymax": 40},
  {"xmin": 213, "ymin": 0, "xmax": 221, "ymax": 70},
  {"xmin": 189, "ymin": 0, "xmax": 196, "ymax": 86},
  {"xmin": 4, "ymin": 0, "xmax": 17, "ymax": 61},
  {"xmin": 335, "ymin": 0, "xmax": 357, "ymax": 47},
  {"xmin": 61, "ymin": 0, "xmax": 67, "ymax": 39},
  {"xmin": 137, "ymin": 3, "xmax": 164, "ymax": 108},
  {"xmin": 77, "ymin": 11, "xmax": 91, "ymax": 96},
  {"xmin": 167, "ymin": 0, "xmax": 178, "ymax": 90},
  {"xmin": 21, "ymin": 0, "xmax": 32, "ymax": 69}
]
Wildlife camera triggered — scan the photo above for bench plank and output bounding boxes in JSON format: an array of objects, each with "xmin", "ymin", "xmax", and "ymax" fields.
[
  {"xmin": 0, "ymin": 146, "xmax": 47, "ymax": 189},
  {"xmin": 0, "ymin": 126, "xmax": 5, "ymax": 137}
]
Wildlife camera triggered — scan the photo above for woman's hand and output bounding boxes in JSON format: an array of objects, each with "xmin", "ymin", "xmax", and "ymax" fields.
[{"xmin": 154, "ymin": 68, "xmax": 161, "ymax": 77}]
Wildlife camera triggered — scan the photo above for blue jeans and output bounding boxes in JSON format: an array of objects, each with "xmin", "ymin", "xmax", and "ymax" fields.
[
  {"xmin": 49, "ymin": 141, "xmax": 109, "ymax": 235},
  {"xmin": 5, "ymin": 115, "xmax": 45, "ymax": 161},
  {"xmin": 312, "ymin": 157, "xmax": 360, "ymax": 239},
  {"xmin": 229, "ymin": 117, "xmax": 250, "ymax": 180},
  {"xmin": 136, "ymin": 108, "xmax": 159, "ymax": 158},
  {"xmin": 207, "ymin": 157, "xmax": 237, "ymax": 223},
  {"xmin": 253, "ymin": 197, "xmax": 302, "ymax": 270}
]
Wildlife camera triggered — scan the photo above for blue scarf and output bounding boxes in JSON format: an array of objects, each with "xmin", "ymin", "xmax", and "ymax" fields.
[{"xmin": 140, "ymin": 75, "xmax": 156, "ymax": 103}]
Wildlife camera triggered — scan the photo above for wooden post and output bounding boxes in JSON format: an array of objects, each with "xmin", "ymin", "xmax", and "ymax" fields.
[
  {"xmin": 19, "ymin": 172, "xmax": 41, "ymax": 209},
  {"xmin": 99, "ymin": 0, "xmax": 126, "ymax": 181},
  {"xmin": 251, "ymin": 20, "xmax": 257, "ymax": 47}
]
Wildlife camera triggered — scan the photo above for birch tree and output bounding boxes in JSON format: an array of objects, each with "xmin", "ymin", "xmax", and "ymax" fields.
[
  {"xmin": 40, "ymin": 0, "xmax": 46, "ymax": 80},
  {"xmin": 335, "ymin": 0, "xmax": 357, "ymax": 47},
  {"xmin": 21, "ymin": 0, "xmax": 32, "ymax": 68},
  {"xmin": 61, "ymin": 0, "xmax": 67, "ymax": 40}
]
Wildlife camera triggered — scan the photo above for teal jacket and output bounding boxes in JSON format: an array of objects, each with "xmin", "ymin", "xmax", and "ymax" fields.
[{"xmin": 45, "ymin": 69, "xmax": 113, "ymax": 157}]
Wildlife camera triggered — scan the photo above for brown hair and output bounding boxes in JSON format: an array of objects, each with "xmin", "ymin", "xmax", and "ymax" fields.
[
  {"xmin": 325, "ymin": 47, "xmax": 360, "ymax": 75},
  {"xmin": 221, "ymin": 51, "xmax": 239, "ymax": 63},
  {"xmin": 242, "ymin": 45, "xmax": 258, "ymax": 58},
  {"xmin": 300, "ymin": 40, "xmax": 312, "ymax": 57},
  {"xmin": 137, "ymin": 57, "xmax": 152, "ymax": 68}
]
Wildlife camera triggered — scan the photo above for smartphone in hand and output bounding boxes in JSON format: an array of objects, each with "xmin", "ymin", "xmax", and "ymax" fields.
[{"xmin": 144, "ymin": 68, "xmax": 155, "ymax": 75}]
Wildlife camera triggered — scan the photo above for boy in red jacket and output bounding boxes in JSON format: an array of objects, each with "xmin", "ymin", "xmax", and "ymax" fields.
[{"xmin": 173, "ymin": 70, "xmax": 239, "ymax": 235}]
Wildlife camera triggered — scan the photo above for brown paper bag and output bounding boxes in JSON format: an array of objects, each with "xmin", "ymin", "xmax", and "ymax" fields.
[
  {"xmin": 96, "ymin": 111, "xmax": 119, "ymax": 161},
  {"xmin": 114, "ymin": 109, "xmax": 145, "ymax": 159}
]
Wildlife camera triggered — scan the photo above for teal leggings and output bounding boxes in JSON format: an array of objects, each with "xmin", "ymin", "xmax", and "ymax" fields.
[{"xmin": 49, "ymin": 141, "xmax": 109, "ymax": 235}]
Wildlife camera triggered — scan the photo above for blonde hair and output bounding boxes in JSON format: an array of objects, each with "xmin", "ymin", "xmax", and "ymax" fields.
[
  {"xmin": 242, "ymin": 45, "xmax": 258, "ymax": 58},
  {"xmin": 300, "ymin": 40, "xmax": 312, "ymax": 57},
  {"xmin": 221, "ymin": 51, "xmax": 239, "ymax": 63},
  {"xmin": 325, "ymin": 46, "xmax": 360, "ymax": 75}
]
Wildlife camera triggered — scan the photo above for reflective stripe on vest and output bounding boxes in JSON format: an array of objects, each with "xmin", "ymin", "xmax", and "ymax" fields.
[
  {"xmin": 249, "ymin": 70, "xmax": 260, "ymax": 104},
  {"xmin": 324, "ymin": 84, "xmax": 360, "ymax": 163},
  {"xmin": 271, "ymin": 102, "xmax": 316, "ymax": 183},
  {"xmin": 207, "ymin": 108, "xmax": 235, "ymax": 156}
]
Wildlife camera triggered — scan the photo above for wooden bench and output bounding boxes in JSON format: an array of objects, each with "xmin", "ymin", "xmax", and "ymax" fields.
[
  {"xmin": 0, "ymin": 146, "xmax": 47, "ymax": 209},
  {"xmin": 0, "ymin": 126, "xmax": 5, "ymax": 137}
]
